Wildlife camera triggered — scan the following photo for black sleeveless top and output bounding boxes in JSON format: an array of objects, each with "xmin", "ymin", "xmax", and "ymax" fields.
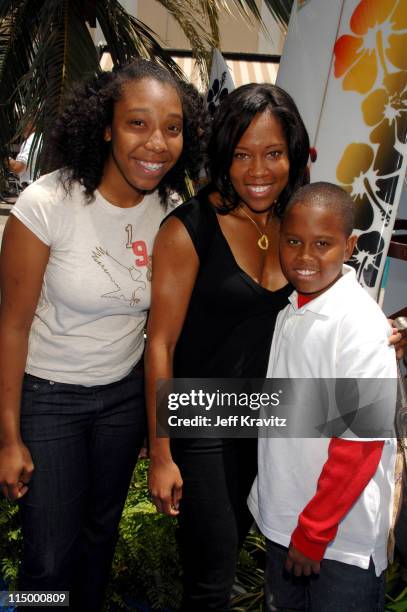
[{"xmin": 166, "ymin": 189, "xmax": 292, "ymax": 378}]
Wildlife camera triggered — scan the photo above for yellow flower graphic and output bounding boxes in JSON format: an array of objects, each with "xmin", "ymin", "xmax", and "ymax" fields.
[
  {"xmin": 337, "ymin": 144, "xmax": 375, "ymax": 229},
  {"xmin": 362, "ymin": 71, "xmax": 407, "ymax": 146},
  {"xmin": 334, "ymin": 0, "xmax": 406, "ymax": 94},
  {"xmin": 337, "ymin": 143, "xmax": 374, "ymax": 186}
]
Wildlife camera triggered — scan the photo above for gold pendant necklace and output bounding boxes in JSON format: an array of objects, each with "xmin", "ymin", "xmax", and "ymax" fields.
[{"xmin": 240, "ymin": 207, "xmax": 269, "ymax": 250}]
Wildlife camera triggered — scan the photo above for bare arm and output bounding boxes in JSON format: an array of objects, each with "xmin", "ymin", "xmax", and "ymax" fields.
[
  {"xmin": 0, "ymin": 216, "xmax": 50, "ymax": 499},
  {"xmin": 8, "ymin": 158, "xmax": 26, "ymax": 175},
  {"xmin": 145, "ymin": 217, "xmax": 199, "ymax": 516}
]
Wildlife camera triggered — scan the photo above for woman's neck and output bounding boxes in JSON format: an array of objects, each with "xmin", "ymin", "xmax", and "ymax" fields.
[
  {"xmin": 208, "ymin": 190, "xmax": 274, "ymax": 228},
  {"xmin": 236, "ymin": 203, "xmax": 273, "ymax": 229},
  {"xmin": 98, "ymin": 167, "xmax": 146, "ymax": 208},
  {"xmin": 98, "ymin": 184, "xmax": 145, "ymax": 208}
]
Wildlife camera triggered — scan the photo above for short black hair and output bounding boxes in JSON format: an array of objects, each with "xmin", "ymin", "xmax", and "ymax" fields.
[
  {"xmin": 48, "ymin": 59, "xmax": 208, "ymax": 203},
  {"xmin": 284, "ymin": 182, "xmax": 355, "ymax": 237},
  {"xmin": 207, "ymin": 83, "xmax": 310, "ymax": 216}
]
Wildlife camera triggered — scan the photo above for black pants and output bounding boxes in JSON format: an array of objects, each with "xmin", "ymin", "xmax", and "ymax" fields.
[
  {"xmin": 18, "ymin": 367, "xmax": 146, "ymax": 611},
  {"xmin": 172, "ymin": 437, "xmax": 258, "ymax": 611}
]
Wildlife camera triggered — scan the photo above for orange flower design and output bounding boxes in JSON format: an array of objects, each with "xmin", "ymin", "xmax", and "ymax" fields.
[{"xmin": 334, "ymin": 0, "xmax": 406, "ymax": 94}]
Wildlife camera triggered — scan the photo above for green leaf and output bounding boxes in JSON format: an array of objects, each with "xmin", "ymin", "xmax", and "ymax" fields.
[{"xmin": 263, "ymin": 0, "xmax": 293, "ymax": 27}]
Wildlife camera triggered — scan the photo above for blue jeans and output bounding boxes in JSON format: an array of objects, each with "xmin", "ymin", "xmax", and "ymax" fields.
[
  {"xmin": 18, "ymin": 367, "xmax": 146, "ymax": 611},
  {"xmin": 265, "ymin": 539, "xmax": 386, "ymax": 612}
]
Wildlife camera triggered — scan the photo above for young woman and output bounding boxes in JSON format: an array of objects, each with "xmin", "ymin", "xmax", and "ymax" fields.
[
  {"xmin": 0, "ymin": 60, "xmax": 205, "ymax": 611},
  {"xmin": 146, "ymin": 83, "xmax": 310, "ymax": 611}
]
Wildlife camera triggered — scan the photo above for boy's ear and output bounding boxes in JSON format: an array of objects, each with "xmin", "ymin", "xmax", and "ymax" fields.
[
  {"xmin": 344, "ymin": 234, "xmax": 358, "ymax": 261},
  {"xmin": 104, "ymin": 126, "xmax": 112, "ymax": 142}
]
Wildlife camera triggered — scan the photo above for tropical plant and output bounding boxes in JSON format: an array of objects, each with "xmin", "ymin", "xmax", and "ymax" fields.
[
  {"xmin": 0, "ymin": 0, "xmax": 293, "ymax": 181},
  {"xmin": 105, "ymin": 459, "xmax": 183, "ymax": 611},
  {"xmin": 0, "ymin": 497, "xmax": 21, "ymax": 592},
  {"xmin": 2, "ymin": 460, "xmax": 407, "ymax": 610},
  {"xmin": 385, "ymin": 558, "xmax": 407, "ymax": 612},
  {"xmin": 263, "ymin": 0, "xmax": 293, "ymax": 26},
  {"xmin": 231, "ymin": 530, "xmax": 266, "ymax": 612},
  {"xmin": 0, "ymin": 460, "xmax": 182, "ymax": 611}
]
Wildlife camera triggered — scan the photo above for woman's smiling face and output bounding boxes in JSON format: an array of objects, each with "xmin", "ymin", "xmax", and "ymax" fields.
[
  {"xmin": 103, "ymin": 77, "xmax": 184, "ymax": 197},
  {"xmin": 228, "ymin": 110, "xmax": 290, "ymax": 213}
]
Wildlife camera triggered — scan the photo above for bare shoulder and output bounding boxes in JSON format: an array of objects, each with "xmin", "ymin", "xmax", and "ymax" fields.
[
  {"xmin": 1, "ymin": 214, "xmax": 49, "ymax": 254},
  {"xmin": 155, "ymin": 216, "xmax": 195, "ymax": 254}
]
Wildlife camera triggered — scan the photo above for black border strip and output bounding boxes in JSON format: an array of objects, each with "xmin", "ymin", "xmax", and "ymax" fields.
[{"xmin": 167, "ymin": 49, "xmax": 281, "ymax": 63}]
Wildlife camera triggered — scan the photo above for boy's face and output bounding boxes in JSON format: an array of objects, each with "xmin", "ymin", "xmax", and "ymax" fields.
[{"xmin": 280, "ymin": 201, "xmax": 357, "ymax": 299}]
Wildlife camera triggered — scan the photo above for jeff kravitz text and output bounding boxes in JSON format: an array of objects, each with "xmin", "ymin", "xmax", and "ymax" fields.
[{"xmin": 167, "ymin": 414, "xmax": 287, "ymax": 427}]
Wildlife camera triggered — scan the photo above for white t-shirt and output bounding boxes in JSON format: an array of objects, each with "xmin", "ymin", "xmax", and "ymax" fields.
[
  {"xmin": 16, "ymin": 133, "xmax": 37, "ymax": 184},
  {"xmin": 11, "ymin": 170, "xmax": 172, "ymax": 385},
  {"xmin": 248, "ymin": 265, "xmax": 397, "ymax": 576}
]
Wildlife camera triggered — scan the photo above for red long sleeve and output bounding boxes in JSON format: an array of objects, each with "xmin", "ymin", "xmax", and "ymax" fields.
[{"xmin": 291, "ymin": 438, "xmax": 384, "ymax": 561}]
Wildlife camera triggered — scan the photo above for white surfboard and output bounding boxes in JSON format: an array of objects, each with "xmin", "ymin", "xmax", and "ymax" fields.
[{"xmin": 277, "ymin": 0, "xmax": 407, "ymax": 299}]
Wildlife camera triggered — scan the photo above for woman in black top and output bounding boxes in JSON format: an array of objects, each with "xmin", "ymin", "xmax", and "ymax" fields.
[{"xmin": 145, "ymin": 83, "xmax": 310, "ymax": 611}]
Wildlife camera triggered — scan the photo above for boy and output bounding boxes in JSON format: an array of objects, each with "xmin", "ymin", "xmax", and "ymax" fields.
[{"xmin": 248, "ymin": 182, "xmax": 397, "ymax": 611}]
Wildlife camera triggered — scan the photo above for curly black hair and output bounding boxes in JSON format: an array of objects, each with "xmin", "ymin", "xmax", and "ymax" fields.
[
  {"xmin": 207, "ymin": 83, "xmax": 310, "ymax": 217},
  {"xmin": 48, "ymin": 60, "xmax": 208, "ymax": 203}
]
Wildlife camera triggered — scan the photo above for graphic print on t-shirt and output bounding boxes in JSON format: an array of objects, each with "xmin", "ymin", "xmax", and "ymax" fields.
[
  {"xmin": 92, "ymin": 246, "xmax": 146, "ymax": 306},
  {"xmin": 125, "ymin": 225, "xmax": 152, "ymax": 279},
  {"xmin": 127, "ymin": 238, "xmax": 152, "ymax": 280}
]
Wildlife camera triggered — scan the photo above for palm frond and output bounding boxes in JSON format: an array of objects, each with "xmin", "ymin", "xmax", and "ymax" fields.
[
  {"xmin": 0, "ymin": 0, "xmax": 39, "ymax": 163},
  {"xmin": 5, "ymin": 0, "xmax": 100, "ymax": 175},
  {"xmin": 216, "ymin": 0, "xmax": 262, "ymax": 24},
  {"xmin": 262, "ymin": 0, "xmax": 293, "ymax": 27},
  {"xmin": 97, "ymin": 1, "xmax": 183, "ymax": 78},
  {"xmin": 157, "ymin": 0, "xmax": 225, "ymax": 89},
  {"xmin": 219, "ymin": 0, "xmax": 292, "ymax": 29},
  {"xmin": 0, "ymin": 0, "xmax": 191, "ymax": 180},
  {"xmin": 0, "ymin": 0, "xmax": 292, "ymax": 182},
  {"xmin": 162, "ymin": 0, "xmax": 292, "ymax": 89},
  {"xmin": 197, "ymin": 0, "xmax": 220, "ymax": 48}
]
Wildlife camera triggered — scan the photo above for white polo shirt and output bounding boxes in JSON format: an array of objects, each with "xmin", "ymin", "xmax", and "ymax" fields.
[{"xmin": 248, "ymin": 265, "xmax": 397, "ymax": 576}]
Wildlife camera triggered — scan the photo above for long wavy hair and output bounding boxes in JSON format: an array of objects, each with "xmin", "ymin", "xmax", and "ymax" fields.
[
  {"xmin": 48, "ymin": 60, "xmax": 208, "ymax": 203},
  {"xmin": 207, "ymin": 83, "xmax": 310, "ymax": 216}
]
